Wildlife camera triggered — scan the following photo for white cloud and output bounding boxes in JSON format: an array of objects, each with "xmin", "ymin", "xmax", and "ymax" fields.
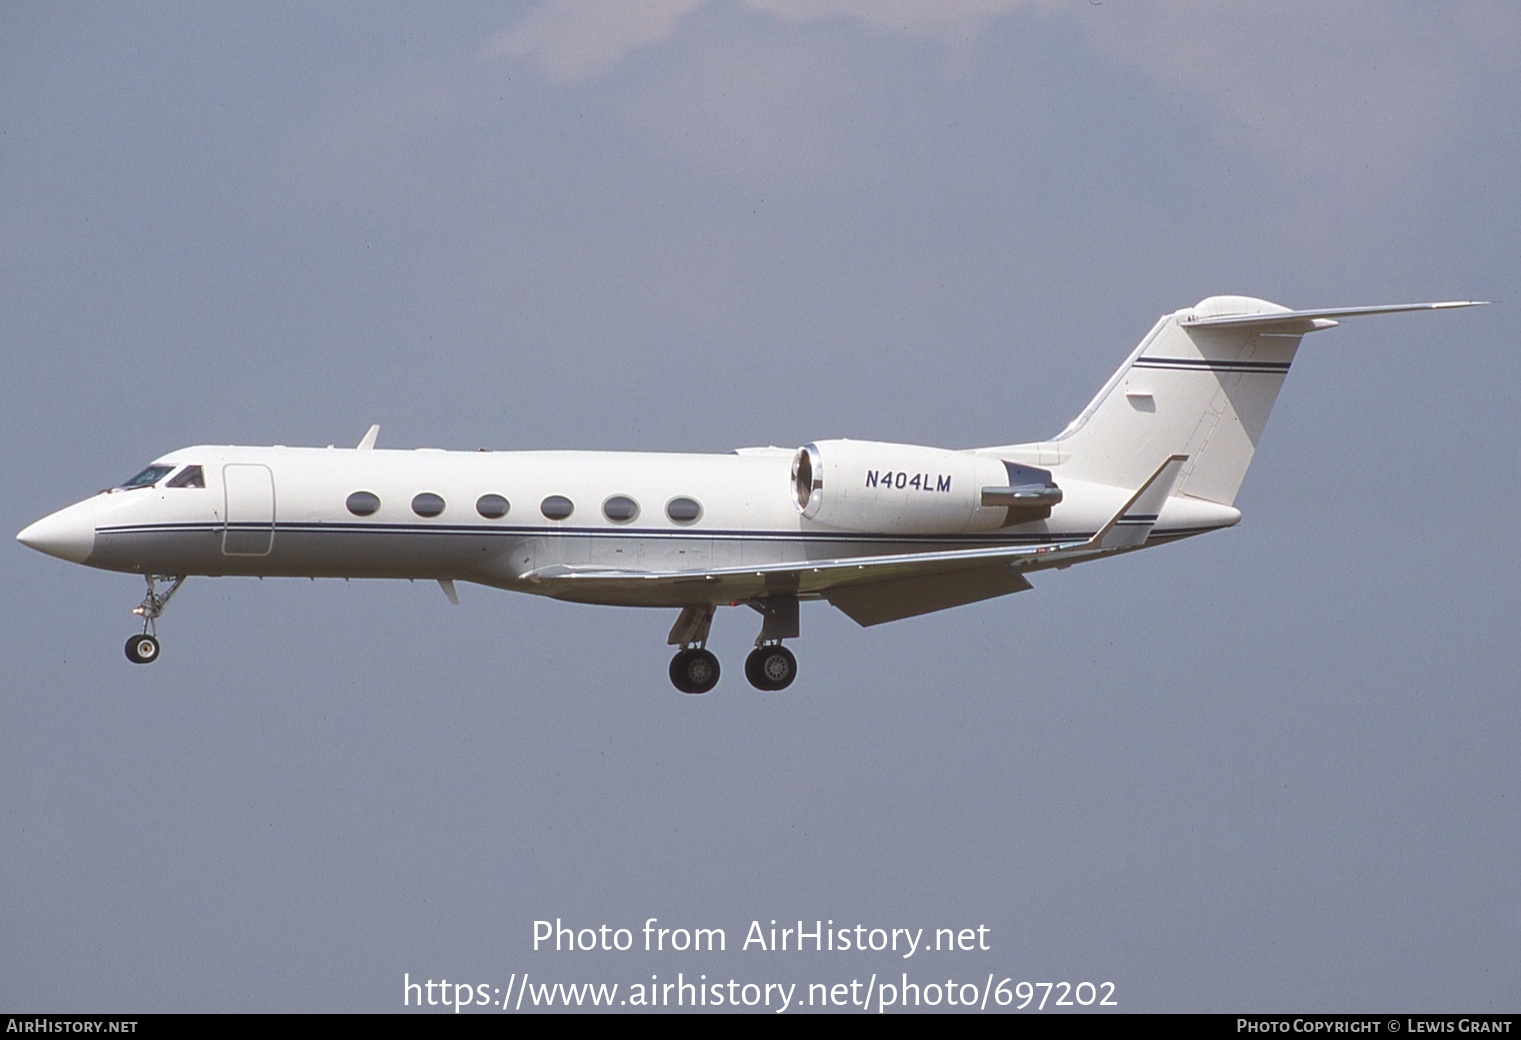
[
  {"xmin": 749, "ymin": 0, "xmax": 1057, "ymax": 38},
  {"xmin": 488, "ymin": 0, "xmax": 707, "ymax": 83},
  {"xmin": 485, "ymin": 0, "xmax": 1520, "ymax": 193},
  {"xmin": 490, "ymin": 0, "xmax": 1060, "ymax": 83},
  {"xmin": 620, "ymin": 34, "xmax": 856, "ymax": 184},
  {"xmin": 1073, "ymin": 0, "xmax": 1513, "ymax": 191}
]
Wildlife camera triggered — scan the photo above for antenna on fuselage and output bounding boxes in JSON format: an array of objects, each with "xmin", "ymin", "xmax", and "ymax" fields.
[{"xmin": 356, "ymin": 424, "xmax": 380, "ymax": 450}]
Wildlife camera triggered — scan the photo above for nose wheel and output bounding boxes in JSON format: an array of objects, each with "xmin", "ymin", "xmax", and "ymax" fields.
[{"xmin": 125, "ymin": 634, "xmax": 160, "ymax": 664}]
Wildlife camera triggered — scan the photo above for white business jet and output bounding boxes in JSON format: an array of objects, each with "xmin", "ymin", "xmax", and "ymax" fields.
[{"xmin": 18, "ymin": 295, "xmax": 1480, "ymax": 693}]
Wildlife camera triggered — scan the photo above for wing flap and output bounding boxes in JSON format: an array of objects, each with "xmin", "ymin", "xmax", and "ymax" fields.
[
  {"xmin": 524, "ymin": 536, "xmax": 1083, "ymax": 599},
  {"xmin": 825, "ymin": 568, "xmax": 1033, "ymax": 626}
]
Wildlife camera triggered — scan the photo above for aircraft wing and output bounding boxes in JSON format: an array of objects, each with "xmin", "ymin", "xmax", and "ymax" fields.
[
  {"xmin": 524, "ymin": 537, "xmax": 1065, "ymax": 624},
  {"xmin": 528, "ymin": 534, "xmax": 1082, "ymax": 591},
  {"xmin": 524, "ymin": 456, "xmax": 1187, "ymax": 624}
]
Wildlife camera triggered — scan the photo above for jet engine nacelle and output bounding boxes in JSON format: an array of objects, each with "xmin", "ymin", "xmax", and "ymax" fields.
[{"xmin": 792, "ymin": 439, "xmax": 1060, "ymax": 535}]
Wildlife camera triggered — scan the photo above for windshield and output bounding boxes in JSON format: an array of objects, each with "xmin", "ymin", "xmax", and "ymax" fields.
[
  {"xmin": 165, "ymin": 465, "xmax": 205, "ymax": 488},
  {"xmin": 118, "ymin": 465, "xmax": 174, "ymax": 489}
]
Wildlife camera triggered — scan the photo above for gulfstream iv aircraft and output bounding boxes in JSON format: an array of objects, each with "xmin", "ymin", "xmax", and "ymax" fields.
[{"xmin": 18, "ymin": 296, "xmax": 1480, "ymax": 693}]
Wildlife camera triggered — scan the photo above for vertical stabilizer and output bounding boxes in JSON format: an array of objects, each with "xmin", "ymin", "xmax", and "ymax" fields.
[
  {"xmin": 986, "ymin": 297, "xmax": 1483, "ymax": 506},
  {"xmin": 1051, "ymin": 297, "xmax": 1303, "ymax": 504}
]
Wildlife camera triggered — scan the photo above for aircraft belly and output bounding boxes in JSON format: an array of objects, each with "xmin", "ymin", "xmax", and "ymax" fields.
[
  {"xmin": 739, "ymin": 533, "xmax": 792, "ymax": 567},
  {"xmin": 260, "ymin": 529, "xmax": 516, "ymax": 579},
  {"xmin": 585, "ymin": 532, "xmax": 645, "ymax": 569},
  {"xmin": 92, "ymin": 526, "xmax": 224, "ymax": 575},
  {"xmin": 93, "ymin": 524, "xmax": 527, "ymax": 581}
]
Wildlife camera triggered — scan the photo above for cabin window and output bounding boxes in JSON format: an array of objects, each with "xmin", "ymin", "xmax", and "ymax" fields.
[
  {"xmin": 541, "ymin": 495, "xmax": 574, "ymax": 520},
  {"xmin": 476, "ymin": 494, "xmax": 510, "ymax": 519},
  {"xmin": 602, "ymin": 495, "xmax": 639, "ymax": 523},
  {"xmin": 666, "ymin": 496, "xmax": 702, "ymax": 523},
  {"xmin": 165, "ymin": 465, "xmax": 205, "ymax": 489},
  {"xmin": 346, "ymin": 491, "xmax": 381, "ymax": 516},
  {"xmin": 412, "ymin": 493, "xmax": 445, "ymax": 518},
  {"xmin": 119, "ymin": 465, "xmax": 174, "ymax": 490}
]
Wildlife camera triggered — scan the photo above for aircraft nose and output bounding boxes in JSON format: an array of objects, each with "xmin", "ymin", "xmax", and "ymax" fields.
[{"xmin": 17, "ymin": 505, "xmax": 96, "ymax": 564}]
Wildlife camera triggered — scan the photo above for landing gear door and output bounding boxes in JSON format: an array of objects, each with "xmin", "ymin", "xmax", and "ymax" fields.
[{"xmin": 223, "ymin": 463, "xmax": 275, "ymax": 556}]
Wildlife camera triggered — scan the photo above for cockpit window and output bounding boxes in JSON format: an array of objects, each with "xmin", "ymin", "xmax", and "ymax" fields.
[
  {"xmin": 119, "ymin": 465, "xmax": 174, "ymax": 489},
  {"xmin": 165, "ymin": 465, "xmax": 205, "ymax": 489}
]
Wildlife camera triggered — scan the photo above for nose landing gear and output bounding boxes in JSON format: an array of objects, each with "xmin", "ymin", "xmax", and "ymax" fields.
[{"xmin": 125, "ymin": 574, "xmax": 184, "ymax": 665}]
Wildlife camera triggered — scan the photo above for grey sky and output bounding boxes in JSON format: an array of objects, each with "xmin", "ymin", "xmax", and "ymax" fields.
[{"xmin": 3, "ymin": 1, "xmax": 1517, "ymax": 1012}]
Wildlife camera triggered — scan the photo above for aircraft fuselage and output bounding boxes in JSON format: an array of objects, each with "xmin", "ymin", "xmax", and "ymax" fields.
[{"xmin": 23, "ymin": 443, "xmax": 1231, "ymax": 610}]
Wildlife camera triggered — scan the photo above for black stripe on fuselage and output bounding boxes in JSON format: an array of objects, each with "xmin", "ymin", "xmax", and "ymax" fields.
[
  {"xmin": 98, "ymin": 520, "xmax": 1091, "ymax": 547},
  {"xmin": 96, "ymin": 520, "xmax": 1229, "ymax": 548}
]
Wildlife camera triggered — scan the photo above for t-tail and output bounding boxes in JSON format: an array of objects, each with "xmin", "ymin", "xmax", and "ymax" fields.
[{"xmin": 981, "ymin": 296, "xmax": 1484, "ymax": 505}]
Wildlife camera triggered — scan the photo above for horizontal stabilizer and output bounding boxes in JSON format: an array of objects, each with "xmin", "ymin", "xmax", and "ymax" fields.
[{"xmin": 1181, "ymin": 301, "xmax": 1486, "ymax": 333}]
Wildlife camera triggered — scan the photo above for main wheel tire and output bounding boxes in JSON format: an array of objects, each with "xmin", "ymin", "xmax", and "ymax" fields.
[
  {"xmin": 745, "ymin": 645, "xmax": 797, "ymax": 690},
  {"xmin": 125, "ymin": 634, "xmax": 160, "ymax": 664},
  {"xmin": 669, "ymin": 649, "xmax": 696, "ymax": 692},
  {"xmin": 743, "ymin": 646, "xmax": 767, "ymax": 689},
  {"xmin": 669, "ymin": 648, "xmax": 720, "ymax": 694}
]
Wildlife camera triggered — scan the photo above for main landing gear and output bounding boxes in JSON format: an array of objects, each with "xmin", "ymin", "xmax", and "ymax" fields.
[
  {"xmin": 744, "ymin": 644, "xmax": 797, "ymax": 691},
  {"xmin": 125, "ymin": 574, "xmax": 184, "ymax": 665},
  {"xmin": 669, "ymin": 647, "xmax": 721, "ymax": 694},
  {"xmin": 665, "ymin": 596, "xmax": 800, "ymax": 694}
]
